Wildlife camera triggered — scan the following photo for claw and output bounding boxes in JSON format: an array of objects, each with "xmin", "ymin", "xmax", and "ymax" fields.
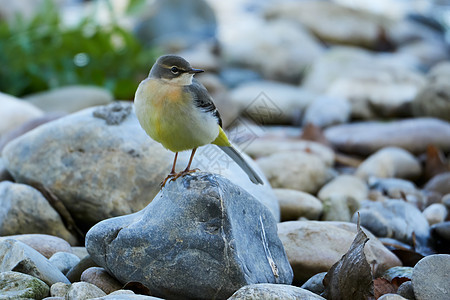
[{"xmin": 160, "ymin": 169, "xmax": 199, "ymax": 188}]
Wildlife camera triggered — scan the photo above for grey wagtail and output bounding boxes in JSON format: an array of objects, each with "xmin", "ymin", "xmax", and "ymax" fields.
[{"xmin": 134, "ymin": 55, "xmax": 264, "ymax": 186}]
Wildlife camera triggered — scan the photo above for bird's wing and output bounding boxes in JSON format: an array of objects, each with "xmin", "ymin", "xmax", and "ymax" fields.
[{"xmin": 185, "ymin": 79, "xmax": 223, "ymax": 128}]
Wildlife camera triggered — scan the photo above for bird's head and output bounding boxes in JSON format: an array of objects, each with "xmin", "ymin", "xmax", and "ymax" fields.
[{"xmin": 149, "ymin": 55, "xmax": 204, "ymax": 85}]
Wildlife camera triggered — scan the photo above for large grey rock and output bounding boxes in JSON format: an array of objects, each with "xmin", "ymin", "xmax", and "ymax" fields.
[
  {"xmin": 0, "ymin": 182, "xmax": 77, "ymax": 244},
  {"xmin": 355, "ymin": 147, "xmax": 421, "ymax": 180},
  {"xmin": 0, "ymin": 92, "xmax": 43, "ymax": 136},
  {"xmin": 65, "ymin": 282, "xmax": 106, "ymax": 299},
  {"xmin": 24, "ymin": 85, "xmax": 113, "ymax": 113},
  {"xmin": 277, "ymin": 221, "xmax": 401, "ymax": 282},
  {"xmin": 2, "ymin": 103, "xmax": 278, "ymax": 229},
  {"xmin": 353, "ymin": 199, "xmax": 430, "ymax": 248},
  {"xmin": 228, "ymin": 283, "xmax": 325, "ymax": 300},
  {"xmin": 324, "ymin": 118, "xmax": 450, "ymax": 155},
  {"xmin": 86, "ymin": 173, "xmax": 293, "ymax": 300},
  {"xmin": 412, "ymin": 254, "xmax": 450, "ymax": 300},
  {"xmin": 0, "ymin": 271, "xmax": 49, "ymax": 299},
  {"xmin": 0, "ymin": 239, "xmax": 70, "ymax": 286}
]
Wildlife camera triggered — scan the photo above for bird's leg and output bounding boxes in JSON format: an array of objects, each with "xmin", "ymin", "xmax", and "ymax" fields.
[
  {"xmin": 171, "ymin": 148, "xmax": 199, "ymax": 182},
  {"xmin": 161, "ymin": 152, "xmax": 178, "ymax": 187},
  {"xmin": 182, "ymin": 148, "xmax": 198, "ymax": 173},
  {"xmin": 169, "ymin": 152, "xmax": 178, "ymax": 175}
]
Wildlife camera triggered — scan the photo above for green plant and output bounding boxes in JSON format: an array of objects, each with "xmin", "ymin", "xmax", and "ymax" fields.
[{"xmin": 0, "ymin": 0, "xmax": 159, "ymax": 99}]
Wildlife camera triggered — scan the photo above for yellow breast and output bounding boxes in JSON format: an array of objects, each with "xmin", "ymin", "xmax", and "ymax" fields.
[{"xmin": 134, "ymin": 78, "xmax": 221, "ymax": 152}]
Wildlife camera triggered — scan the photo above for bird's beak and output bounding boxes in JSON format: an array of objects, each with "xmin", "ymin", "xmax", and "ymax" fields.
[{"xmin": 188, "ymin": 68, "xmax": 204, "ymax": 74}]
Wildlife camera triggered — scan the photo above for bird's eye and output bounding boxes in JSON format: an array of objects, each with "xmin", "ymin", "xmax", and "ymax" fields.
[{"xmin": 171, "ymin": 67, "xmax": 179, "ymax": 74}]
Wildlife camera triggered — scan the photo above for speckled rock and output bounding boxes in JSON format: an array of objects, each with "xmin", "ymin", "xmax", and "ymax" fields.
[
  {"xmin": 257, "ymin": 151, "xmax": 330, "ymax": 194},
  {"xmin": 355, "ymin": 147, "xmax": 421, "ymax": 180},
  {"xmin": 0, "ymin": 182, "xmax": 77, "ymax": 244},
  {"xmin": 65, "ymin": 282, "xmax": 106, "ymax": 299},
  {"xmin": 50, "ymin": 282, "xmax": 70, "ymax": 297},
  {"xmin": 0, "ymin": 271, "xmax": 49, "ymax": 299},
  {"xmin": 228, "ymin": 283, "xmax": 325, "ymax": 300},
  {"xmin": 412, "ymin": 254, "xmax": 450, "ymax": 300},
  {"xmin": 86, "ymin": 173, "xmax": 293, "ymax": 300},
  {"xmin": 278, "ymin": 221, "xmax": 401, "ymax": 282},
  {"xmin": 273, "ymin": 188, "xmax": 323, "ymax": 221}
]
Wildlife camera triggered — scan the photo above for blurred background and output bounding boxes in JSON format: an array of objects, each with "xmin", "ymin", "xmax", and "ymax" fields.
[{"xmin": 0, "ymin": 0, "xmax": 449, "ymax": 101}]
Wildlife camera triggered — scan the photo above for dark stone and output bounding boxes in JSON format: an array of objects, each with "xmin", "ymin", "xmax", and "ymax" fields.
[
  {"xmin": 86, "ymin": 173, "xmax": 293, "ymax": 300},
  {"xmin": 301, "ymin": 272, "xmax": 326, "ymax": 295},
  {"xmin": 431, "ymin": 221, "xmax": 450, "ymax": 253}
]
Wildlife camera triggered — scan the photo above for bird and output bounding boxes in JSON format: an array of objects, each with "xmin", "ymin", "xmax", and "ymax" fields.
[{"xmin": 134, "ymin": 55, "xmax": 264, "ymax": 187}]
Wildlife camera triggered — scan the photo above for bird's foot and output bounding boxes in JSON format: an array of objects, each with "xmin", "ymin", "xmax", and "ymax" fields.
[
  {"xmin": 160, "ymin": 172, "xmax": 177, "ymax": 188},
  {"xmin": 160, "ymin": 169, "xmax": 200, "ymax": 188},
  {"xmin": 171, "ymin": 168, "xmax": 199, "ymax": 181}
]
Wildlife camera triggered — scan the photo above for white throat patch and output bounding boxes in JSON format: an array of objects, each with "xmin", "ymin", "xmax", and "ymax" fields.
[{"xmin": 163, "ymin": 73, "xmax": 194, "ymax": 86}]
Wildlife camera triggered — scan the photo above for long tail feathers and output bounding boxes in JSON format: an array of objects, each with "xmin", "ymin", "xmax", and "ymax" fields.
[{"xmin": 218, "ymin": 146, "xmax": 264, "ymax": 185}]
